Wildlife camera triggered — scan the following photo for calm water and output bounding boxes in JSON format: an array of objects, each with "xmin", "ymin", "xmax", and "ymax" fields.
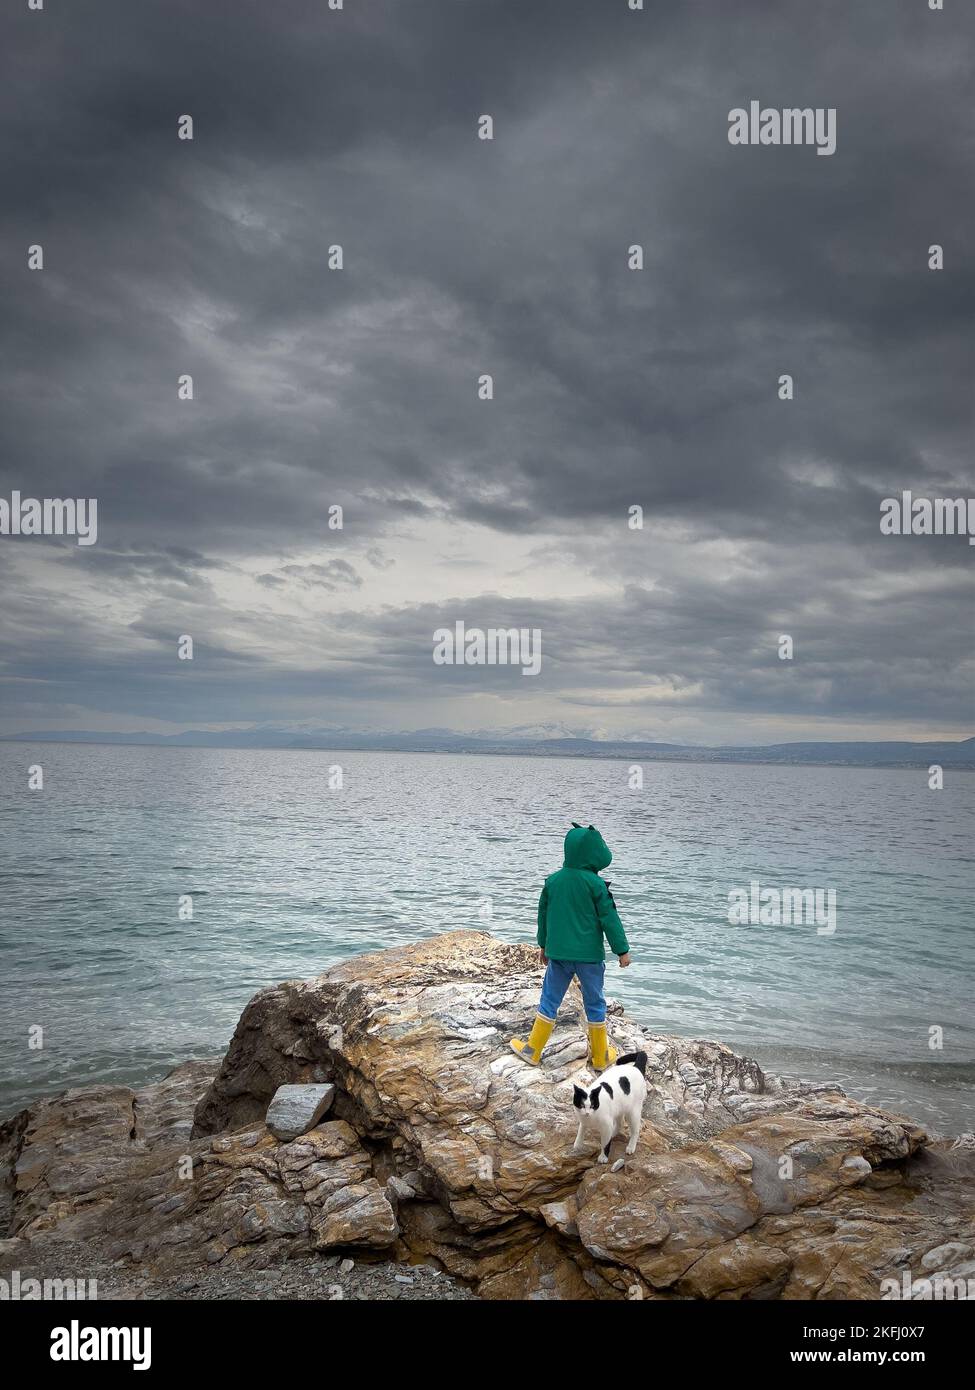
[{"xmin": 1, "ymin": 743, "xmax": 972, "ymax": 1134}]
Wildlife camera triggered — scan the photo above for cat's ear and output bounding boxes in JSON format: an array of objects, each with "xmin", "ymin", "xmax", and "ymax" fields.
[
  {"xmin": 572, "ymin": 1085, "xmax": 586, "ymax": 1109},
  {"xmin": 588, "ymin": 824, "xmax": 595, "ymax": 830},
  {"xmin": 571, "ymin": 822, "xmax": 581, "ymax": 829}
]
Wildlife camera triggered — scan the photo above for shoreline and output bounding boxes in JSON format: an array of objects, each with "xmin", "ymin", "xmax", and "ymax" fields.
[
  {"xmin": 3, "ymin": 735, "xmax": 974, "ymax": 774},
  {"xmin": 3, "ymin": 932, "xmax": 973, "ymax": 1302},
  {"xmin": 4, "ymin": 1035, "xmax": 969, "ymax": 1142}
]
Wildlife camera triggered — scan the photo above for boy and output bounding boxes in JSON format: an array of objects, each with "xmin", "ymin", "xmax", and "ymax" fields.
[{"xmin": 510, "ymin": 823, "xmax": 630, "ymax": 1071}]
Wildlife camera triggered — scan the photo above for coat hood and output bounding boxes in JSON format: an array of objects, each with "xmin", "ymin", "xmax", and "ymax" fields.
[{"xmin": 563, "ymin": 823, "xmax": 613, "ymax": 872}]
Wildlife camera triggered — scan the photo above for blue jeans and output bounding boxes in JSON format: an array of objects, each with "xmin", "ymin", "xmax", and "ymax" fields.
[{"xmin": 538, "ymin": 959, "xmax": 607, "ymax": 1024}]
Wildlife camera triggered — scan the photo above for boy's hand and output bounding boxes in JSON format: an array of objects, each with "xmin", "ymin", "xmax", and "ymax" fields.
[
  {"xmin": 539, "ymin": 950, "xmax": 548, "ymax": 967},
  {"xmin": 618, "ymin": 953, "xmax": 631, "ymax": 968}
]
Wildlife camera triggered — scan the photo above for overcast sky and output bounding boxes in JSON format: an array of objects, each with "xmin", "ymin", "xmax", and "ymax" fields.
[{"xmin": 1, "ymin": 0, "xmax": 973, "ymax": 744}]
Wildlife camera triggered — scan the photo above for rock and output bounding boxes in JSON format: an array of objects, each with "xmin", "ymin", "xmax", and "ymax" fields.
[
  {"xmin": 841, "ymin": 1155, "xmax": 873, "ymax": 1177},
  {"xmin": 186, "ymin": 932, "xmax": 958, "ymax": 1299},
  {"xmin": 539, "ymin": 1199, "xmax": 578, "ymax": 1238},
  {"xmin": 3, "ymin": 932, "xmax": 970, "ymax": 1302},
  {"xmin": 920, "ymin": 1241, "xmax": 972, "ymax": 1271},
  {"xmin": 265, "ymin": 1084, "xmax": 336, "ymax": 1141},
  {"xmin": 0, "ymin": 1098, "xmax": 397, "ymax": 1274},
  {"xmin": 137, "ymin": 1060, "xmax": 225, "ymax": 1149},
  {"xmin": 0, "ymin": 1062, "xmax": 221, "ymax": 1237},
  {"xmin": 339, "ymin": 1258, "xmax": 354, "ymax": 1273},
  {"xmin": 311, "ymin": 1179, "xmax": 398, "ymax": 1250},
  {"xmin": 387, "ymin": 1174, "xmax": 417, "ymax": 1201}
]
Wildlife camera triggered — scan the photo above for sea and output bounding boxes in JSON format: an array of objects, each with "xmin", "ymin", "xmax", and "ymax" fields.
[{"xmin": 1, "ymin": 742, "xmax": 972, "ymax": 1135}]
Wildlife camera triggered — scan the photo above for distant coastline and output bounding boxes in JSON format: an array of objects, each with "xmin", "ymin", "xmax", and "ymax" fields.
[{"xmin": 2, "ymin": 729, "xmax": 973, "ymax": 771}]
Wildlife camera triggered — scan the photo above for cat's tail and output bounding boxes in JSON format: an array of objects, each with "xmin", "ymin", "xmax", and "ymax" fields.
[{"xmin": 616, "ymin": 1050, "xmax": 648, "ymax": 1076}]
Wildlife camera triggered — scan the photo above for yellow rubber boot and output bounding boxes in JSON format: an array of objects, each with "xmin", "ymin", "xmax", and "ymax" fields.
[
  {"xmin": 588, "ymin": 1022, "xmax": 617, "ymax": 1072},
  {"xmin": 510, "ymin": 1013, "xmax": 555, "ymax": 1066}
]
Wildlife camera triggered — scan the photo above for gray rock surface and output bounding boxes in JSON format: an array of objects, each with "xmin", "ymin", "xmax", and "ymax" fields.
[{"xmin": 265, "ymin": 1083, "xmax": 335, "ymax": 1140}]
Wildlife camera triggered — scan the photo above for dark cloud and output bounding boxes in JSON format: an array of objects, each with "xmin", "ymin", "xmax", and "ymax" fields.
[
  {"xmin": 66, "ymin": 544, "xmax": 231, "ymax": 586},
  {"xmin": 0, "ymin": 0, "xmax": 972, "ymax": 737}
]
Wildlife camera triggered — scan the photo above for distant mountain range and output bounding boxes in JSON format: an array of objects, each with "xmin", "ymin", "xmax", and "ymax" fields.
[{"xmin": 2, "ymin": 725, "xmax": 973, "ymax": 768}]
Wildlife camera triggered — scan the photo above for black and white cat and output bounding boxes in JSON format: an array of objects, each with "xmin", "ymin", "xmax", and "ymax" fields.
[{"xmin": 572, "ymin": 1051, "xmax": 648, "ymax": 1164}]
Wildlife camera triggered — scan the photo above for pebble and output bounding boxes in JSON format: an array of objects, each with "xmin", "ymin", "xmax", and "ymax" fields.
[{"xmin": 0, "ymin": 1238, "xmax": 477, "ymax": 1302}]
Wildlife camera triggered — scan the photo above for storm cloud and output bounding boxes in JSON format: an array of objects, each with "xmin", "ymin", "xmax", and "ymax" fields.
[{"xmin": 1, "ymin": 0, "xmax": 972, "ymax": 741}]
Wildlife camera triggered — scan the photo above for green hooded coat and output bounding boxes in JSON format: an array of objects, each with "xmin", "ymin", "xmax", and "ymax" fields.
[{"xmin": 536, "ymin": 825, "xmax": 630, "ymax": 962}]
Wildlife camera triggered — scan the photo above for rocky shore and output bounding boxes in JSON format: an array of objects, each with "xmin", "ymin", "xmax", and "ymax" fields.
[{"xmin": 2, "ymin": 931, "xmax": 973, "ymax": 1300}]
